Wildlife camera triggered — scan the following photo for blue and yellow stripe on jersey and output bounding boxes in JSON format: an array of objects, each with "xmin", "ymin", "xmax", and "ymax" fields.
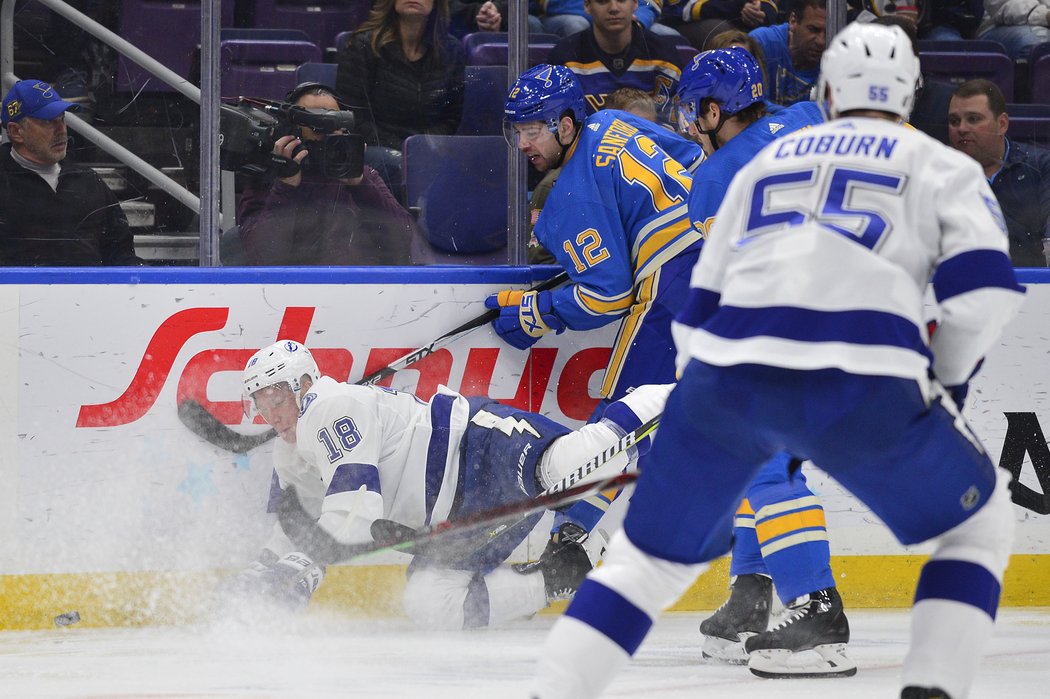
[{"xmin": 536, "ymin": 110, "xmax": 704, "ymax": 331}]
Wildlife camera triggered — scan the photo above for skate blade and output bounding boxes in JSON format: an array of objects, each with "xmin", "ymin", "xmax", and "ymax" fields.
[
  {"xmin": 700, "ymin": 633, "xmax": 755, "ymax": 665},
  {"xmin": 748, "ymin": 643, "xmax": 857, "ymax": 679}
]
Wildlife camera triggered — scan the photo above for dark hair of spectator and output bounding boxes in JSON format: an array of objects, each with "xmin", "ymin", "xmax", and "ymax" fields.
[
  {"xmin": 355, "ymin": 0, "xmax": 452, "ymax": 59},
  {"xmin": 707, "ymin": 29, "xmax": 770, "ymax": 90},
  {"xmin": 953, "ymin": 79, "xmax": 1008, "ymax": 118},
  {"xmin": 868, "ymin": 14, "xmax": 919, "ymax": 56},
  {"xmin": 791, "ymin": 0, "xmax": 827, "ymax": 20}
]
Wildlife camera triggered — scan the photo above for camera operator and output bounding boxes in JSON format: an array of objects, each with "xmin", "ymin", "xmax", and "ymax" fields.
[{"xmin": 236, "ymin": 82, "xmax": 417, "ymax": 266}]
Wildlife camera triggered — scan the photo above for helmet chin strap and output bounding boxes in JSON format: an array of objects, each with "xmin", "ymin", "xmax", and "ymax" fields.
[{"xmin": 695, "ymin": 114, "xmax": 729, "ymax": 151}]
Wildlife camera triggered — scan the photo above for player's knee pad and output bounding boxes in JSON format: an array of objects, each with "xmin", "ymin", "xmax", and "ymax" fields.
[
  {"xmin": 931, "ymin": 467, "xmax": 1015, "ymax": 578},
  {"xmin": 590, "ymin": 530, "xmax": 707, "ymax": 619},
  {"xmin": 402, "ymin": 567, "xmax": 474, "ymax": 630}
]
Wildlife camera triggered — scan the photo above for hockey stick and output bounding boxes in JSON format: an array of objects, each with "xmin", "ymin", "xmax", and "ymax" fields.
[
  {"xmin": 177, "ymin": 271, "xmax": 571, "ymax": 452},
  {"xmin": 358, "ymin": 270, "xmax": 570, "ymax": 386},
  {"xmin": 278, "ymin": 414, "xmax": 660, "ymax": 566}
]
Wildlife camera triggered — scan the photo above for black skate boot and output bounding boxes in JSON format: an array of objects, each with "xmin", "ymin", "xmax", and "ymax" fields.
[
  {"xmin": 745, "ymin": 586, "xmax": 856, "ymax": 678},
  {"xmin": 699, "ymin": 573, "xmax": 773, "ymax": 665},
  {"xmin": 901, "ymin": 687, "xmax": 953, "ymax": 699}
]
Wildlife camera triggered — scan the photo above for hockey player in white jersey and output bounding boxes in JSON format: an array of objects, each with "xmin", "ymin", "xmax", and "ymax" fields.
[
  {"xmin": 222, "ymin": 339, "xmax": 670, "ymax": 630},
  {"xmin": 532, "ymin": 22, "xmax": 1025, "ymax": 699}
]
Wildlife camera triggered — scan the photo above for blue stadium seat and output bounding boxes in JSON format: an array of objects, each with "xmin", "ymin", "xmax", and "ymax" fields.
[
  {"xmin": 221, "ymin": 28, "xmax": 312, "ymax": 42},
  {"xmin": 1030, "ymin": 42, "xmax": 1050, "ymax": 105},
  {"xmin": 919, "ymin": 51, "xmax": 1015, "ymax": 102},
  {"xmin": 252, "ymin": 0, "xmax": 371, "ymax": 53},
  {"xmin": 296, "ymin": 62, "xmax": 339, "ymax": 89},
  {"xmin": 116, "ymin": 0, "xmax": 235, "ymax": 93},
  {"xmin": 458, "ymin": 65, "xmax": 510, "ymax": 136},
  {"xmin": 220, "ymin": 39, "xmax": 322, "ymax": 101},
  {"xmin": 917, "ymin": 39, "xmax": 1009, "ymax": 55},
  {"xmin": 1007, "ymin": 103, "xmax": 1050, "ymax": 148},
  {"xmin": 402, "ymin": 135, "xmax": 508, "ymax": 258},
  {"xmin": 462, "ymin": 32, "xmax": 562, "ymax": 67}
]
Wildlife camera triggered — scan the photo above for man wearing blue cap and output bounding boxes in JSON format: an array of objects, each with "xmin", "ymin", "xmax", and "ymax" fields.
[{"xmin": 0, "ymin": 79, "xmax": 143, "ymax": 266}]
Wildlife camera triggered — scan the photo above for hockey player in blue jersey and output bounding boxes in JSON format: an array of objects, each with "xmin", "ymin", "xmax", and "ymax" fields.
[
  {"xmin": 223, "ymin": 340, "xmax": 672, "ymax": 630},
  {"xmin": 486, "ymin": 63, "xmax": 703, "ymax": 580},
  {"xmin": 531, "ymin": 22, "xmax": 1025, "ymax": 699},
  {"xmin": 674, "ymin": 46, "xmax": 852, "ymax": 676}
]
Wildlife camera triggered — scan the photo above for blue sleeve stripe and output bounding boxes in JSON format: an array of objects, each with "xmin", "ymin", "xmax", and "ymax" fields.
[
  {"xmin": 565, "ymin": 579, "xmax": 654, "ymax": 655},
  {"xmin": 914, "ymin": 559, "xmax": 1001, "ymax": 620},
  {"xmin": 266, "ymin": 469, "xmax": 282, "ymax": 513},
  {"xmin": 676, "ymin": 288, "xmax": 721, "ymax": 329},
  {"xmin": 424, "ymin": 392, "xmax": 457, "ymax": 525},
  {"xmin": 326, "ymin": 463, "xmax": 381, "ymax": 497},
  {"xmin": 699, "ymin": 305, "xmax": 932, "ymax": 360},
  {"xmin": 933, "ymin": 249, "xmax": 1025, "ymax": 302}
]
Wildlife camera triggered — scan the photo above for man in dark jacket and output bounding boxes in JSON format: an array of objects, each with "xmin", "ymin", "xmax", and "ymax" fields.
[
  {"xmin": 0, "ymin": 79, "xmax": 143, "ymax": 266},
  {"xmin": 949, "ymin": 79, "xmax": 1050, "ymax": 266},
  {"xmin": 237, "ymin": 83, "xmax": 417, "ymax": 266}
]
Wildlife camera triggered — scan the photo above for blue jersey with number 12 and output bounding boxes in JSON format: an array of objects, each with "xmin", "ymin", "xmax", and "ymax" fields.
[{"xmin": 535, "ymin": 109, "xmax": 705, "ymax": 330}]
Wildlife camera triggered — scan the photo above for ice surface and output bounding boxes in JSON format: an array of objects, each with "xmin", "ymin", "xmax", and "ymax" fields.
[{"xmin": 0, "ymin": 609, "xmax": 1047, "ymax": 698}]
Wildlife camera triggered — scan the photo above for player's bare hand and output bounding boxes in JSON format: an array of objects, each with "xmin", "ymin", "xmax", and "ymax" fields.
[{"xmin": 741, "ymin": 1, "xmax": 765, "ymax": 27}]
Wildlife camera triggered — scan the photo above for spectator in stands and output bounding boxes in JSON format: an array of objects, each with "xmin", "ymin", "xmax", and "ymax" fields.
[
  {"xmin": 976, "ymin": 0, "xmax": 1050, "ymax": 60},
  {"xmin": 236, "ymin": 83, "xmax": 417, "ymax": 266},
  {"xmin": 527, "ymin": 87, "xmax": 663, "ymax": 263},
  {"xmin": 0, "ymin": 79, "xmax": 143, "ymax": 266},
  {"xmin": 870, "ymin": 13, "xmax": 957, "ymax": 145},
  {"xmin": 336, "ymin": 0, "xmax": 465, "ymax": 198},
  {"xmin": 449, "ymin": 1, "xmax": 544, "ymax": 36},
  {"xmin": 532, "ymin": 0, "xmax": 681, "ymax": 38},
  {"xmin": 748, "ymin": 0, "xmax": 826, "ymax": 106},
  {"xmin": 949, "ymin": 79, "xmax": 1050, "ymax": 266},
  {"xmin": 659, "ymin": 0, "xmax": 780, "ymax": 51},
  {"xmin": 548, "ymin": 0, "xmax": 683, "ymax": 123},
  {"xmin": 919, "ymin": 0, "xmax": 985, "ymax": 40}
]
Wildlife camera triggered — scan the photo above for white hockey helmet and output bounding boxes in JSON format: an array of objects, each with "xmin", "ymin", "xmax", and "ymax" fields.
[
  {"xmin": 242, "ymin": 339, "xmax": 320, "ymax": 412},
  {"xmin": 817, "ymin": 22, "xmax": 920, "ymax": 122}
]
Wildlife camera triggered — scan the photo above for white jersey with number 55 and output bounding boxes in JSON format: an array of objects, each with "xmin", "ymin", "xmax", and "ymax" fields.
[{"xmin": 673, "ymin": 116, "xmax": 1026, "ymax": 389}]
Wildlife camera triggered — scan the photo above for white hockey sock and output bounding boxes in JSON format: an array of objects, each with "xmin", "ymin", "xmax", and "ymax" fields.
[
  {"xmin": 903, "ymin": 599, "xmax": 994, "ymax": 698},
  {"xmin": 483, "ymin": 565, "xmax": 549, "ymax": 627},
  {"xmin": 531, "ymin": 531, "xmax": 706, "ymax": 699}
]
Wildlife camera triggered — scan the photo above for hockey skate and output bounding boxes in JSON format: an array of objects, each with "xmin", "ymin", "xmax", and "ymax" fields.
[
  {"xmin": 901, "ymin": 687, "xmax": 952, "ymax": 699},
  {"xmin": 745, "ymin": 586, "xmax": 856, "ymax": 679},
  {"xmin": 699, "ymin": 573, "xmax": 773, "ymax": 665}
]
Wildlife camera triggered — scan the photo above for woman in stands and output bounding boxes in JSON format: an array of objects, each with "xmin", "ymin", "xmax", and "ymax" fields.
[{"xmin": 336, "ymin": 0, "xmax": 465, "ymax": 199}]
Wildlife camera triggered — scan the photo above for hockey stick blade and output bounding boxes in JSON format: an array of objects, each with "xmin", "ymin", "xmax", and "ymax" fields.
[
  {"xmin": 278, "ymin": 470, "xmax": 639, "ymax": 566},
  {"xmin": 179, "ymin": 271, "xmax": 570, "ymax": 451},
  {"xmin": 177, "ymin": 399, "xmax": 276, "ymax": 454}
]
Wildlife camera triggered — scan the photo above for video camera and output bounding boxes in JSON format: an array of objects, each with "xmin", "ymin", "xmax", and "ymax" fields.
[{"xmin": 218, "ymin": 97, "xmax": 364, "ymax": 180}]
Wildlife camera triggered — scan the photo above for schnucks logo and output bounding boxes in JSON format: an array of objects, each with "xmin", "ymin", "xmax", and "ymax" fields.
[{"xmin": 76, "ymin": 306, "xmax": 611, "ymax": 429}]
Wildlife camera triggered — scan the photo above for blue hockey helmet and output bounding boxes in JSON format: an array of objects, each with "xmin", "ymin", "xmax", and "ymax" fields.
[
  {"xmin": 504, "ymin": 64, "xmax": 587, "ymax": 131},
  {"xmin": 675, "ymin": 47, "xmax": 765, "ymax": 127}
]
